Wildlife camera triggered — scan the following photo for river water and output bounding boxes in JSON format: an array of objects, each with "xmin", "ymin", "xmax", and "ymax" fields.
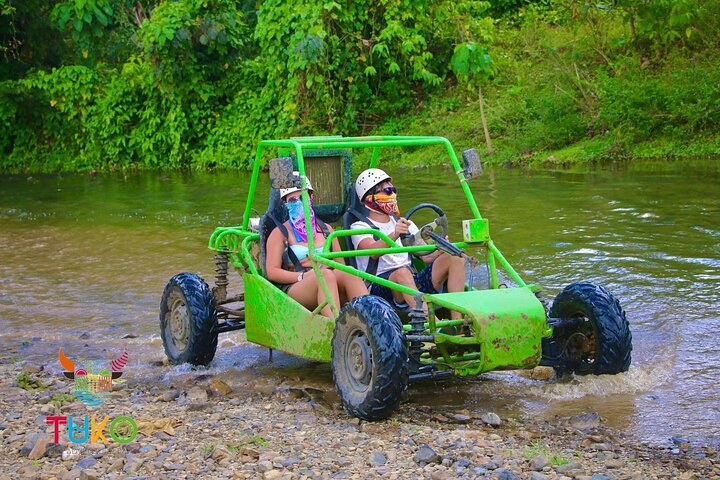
[{"xmin": 0, "ymin": 160, "xmax": 718, "ymax": 447}]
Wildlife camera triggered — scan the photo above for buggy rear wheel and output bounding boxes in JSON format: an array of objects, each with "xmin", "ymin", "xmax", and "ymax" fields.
[
  {"xmin": 332, "ymin": 295, "xmax": 409, "ymax": 421},
  {"xmin": 160, "ymin": 273, "xmax": 218, "ymax": 366},
  {"xmin": 549, "ymin": 282, "xmax": 632, "ymax": 376}
]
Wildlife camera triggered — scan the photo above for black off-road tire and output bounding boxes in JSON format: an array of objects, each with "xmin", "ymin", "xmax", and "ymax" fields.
[
  {"xmin": 160, "ymin": 273, "xmax": 218, "ymax": 366},
  {"xmin": 332, "ymin": 295, "xmax": 409, "ymax": 421},
  {"xmin": 549, "ymin": 282, "xmax": 632, "ymax": 375}
]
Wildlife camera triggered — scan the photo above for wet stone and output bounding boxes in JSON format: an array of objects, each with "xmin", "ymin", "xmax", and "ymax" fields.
[
  {"xmin": 555, "ymin": 461, "xmax": 584, "ymax": 474},
  {"xmin": 413, "ymin": 444, "xmax": 441, "ymax": 465},
  {"xmin": 208, "ymin": 378, "xmax": 233, "ymax": 396},
  {"xmin": 481, "ymin": 412, "xmax": 502, "ymax": 427},
  {"xmin": 369, "ymin": 451, "xmax": 387, "ymax": 466},
  {"xmin": 76, "ymin": 456, "xmax": 97, "ymax": 469},
  {"xmin": 79, "ymin": 469, "xmax": 99, "ymax": 480},
  {"xmin": 494, "ymin": 468, "xmax": 521, "ymax": 480},
  {"xmin": 529, "ymin": 455, "xmax": 549, "ymax": 471},
  {"xmin": 569, "ymin": 412, "xmax": 602, "ymax": 430},
  {"xmin": 451, "ymin": 413, "xmax": 471, "ymax": 424}
]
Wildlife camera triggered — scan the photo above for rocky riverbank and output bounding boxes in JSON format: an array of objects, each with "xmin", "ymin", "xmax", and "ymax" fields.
[{"xmin": 0, "ymin": 358, "xmax": 716, "ymax": 480}]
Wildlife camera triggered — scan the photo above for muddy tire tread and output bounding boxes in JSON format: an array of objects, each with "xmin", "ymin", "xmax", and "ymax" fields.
[
  {"xmin": 550, "ymin": 282, "xmax": 632, "ymax": 375},
  {"xmin": 160, "ymin": 272, "xmax": 218, "ymax": 366},
  {"xmin": 332, "ymin": 295, "xmax": 409, "ymax": 421}
]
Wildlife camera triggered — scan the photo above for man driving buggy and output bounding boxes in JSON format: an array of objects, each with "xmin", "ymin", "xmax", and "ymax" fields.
[{"xmin": 350, "ymin": 168, "xmax": 466, "ymax": 319}]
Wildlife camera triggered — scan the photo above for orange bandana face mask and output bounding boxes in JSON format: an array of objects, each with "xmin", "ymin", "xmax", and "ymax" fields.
[{"xmin": 367, "ymin": 192, "xmax": 400, "ymax": 216}]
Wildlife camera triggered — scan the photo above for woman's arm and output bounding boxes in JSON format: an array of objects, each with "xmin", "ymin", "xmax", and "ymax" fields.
[{"xmin": 265, "ymin": 228, "xmax": 304, "ymax": 284}]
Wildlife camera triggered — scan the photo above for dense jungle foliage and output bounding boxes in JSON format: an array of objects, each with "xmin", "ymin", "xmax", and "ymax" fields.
[{"xmin": 1, "ymin": 0, "xmax": 719, "ymax": 172}]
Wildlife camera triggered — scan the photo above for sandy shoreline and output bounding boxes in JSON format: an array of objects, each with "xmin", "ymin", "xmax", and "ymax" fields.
[{"xmin": 0, "ymin": 358, "xmax": 716, "ymax": 480}]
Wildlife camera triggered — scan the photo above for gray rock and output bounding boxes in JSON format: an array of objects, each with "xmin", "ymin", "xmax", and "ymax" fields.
[
  {"xmin": 569, "ymin": 412, "xmax": 602, "ymax": 430},
  {"xmin": 369, "ymin": 452, "xmax": 386, "ymax": 466},
  {"xmin": 555, "ymin": 461, "xmax": 584, "ymax": 474},
  {"xmin": 79, "ymin": 469, "xmax": 99, "ymax": 480},
  {"xmin": 430, "ymin": 469, "xmax": 453, "ymax": 480},
  {"xmin": 63, "ymin": 469, "xmax": 82, "ymax": 480},
  {"xmin": 46, "ymin": 442, "xmax": 65, "ymax": 458},
  {"xmin": 164, "ymin": 463, "xmax": 185, "ymax": 470},
  {"xmin": 257, "ymin": 460, "xmax": 274, "ymax": 472},
  {"xmin": 454, "ymin": 458, "xmax": 472, "ymax": 468},
  {"xmin": 160, "ymin": 390, "xmax": 179, "ymax": 402},
  {"xmin": 591, "ymin": 475, "xmax": 613, "ymax": 480},
  {"xmin": 472, "ymin": 467, "xmax": 488, "ymax": 476},
  {"xmin": 481, "ymin": 412, "xmax": 502, "ymax": 427},
  {"xmin": 529, "ymin": 455, "xmax": 549, "ymax": 471},
  {"xmin": 413, "ymin": 444, "xmax": 441, "ymax": 465},
  {"xmin": 19, "ymin": 432, "xmax": 43, "ymax": 457},
  {"xmin": 529, "ymin": 473, "xmax": 549, "ymax": 480},
  {"xmin": 139, "ymin": 445, "xmax": 156, "ymax": 454},
  {"xmin": 451, "ymin": 413, "xmax": 471, "ymax": 423},
  {"xmin": 186, "ymin": 386, "xmax": 208, "ymax": 403},
  {"xmin": 77, "ymin": 456, "xmax": 97, "ymax": 469},
  {"xmin": 494, "ymin": 468, "xmax": 521, "ymax": 480}
]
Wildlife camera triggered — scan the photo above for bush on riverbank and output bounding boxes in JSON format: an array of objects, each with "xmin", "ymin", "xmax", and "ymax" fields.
[{"xmin": 1, "ymin": 0, "xmax": 719, "ymax": 172}]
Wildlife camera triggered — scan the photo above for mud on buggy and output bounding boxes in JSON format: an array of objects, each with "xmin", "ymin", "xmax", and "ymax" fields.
[{"xmin": 159, "ymin": 136, "xmax": 632, "ymax": 421}]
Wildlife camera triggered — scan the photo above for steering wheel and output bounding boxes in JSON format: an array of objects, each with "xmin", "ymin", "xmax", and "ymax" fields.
[{"xmin": 401, "ymin": 203, "xmax": 462, "ymax": 257}]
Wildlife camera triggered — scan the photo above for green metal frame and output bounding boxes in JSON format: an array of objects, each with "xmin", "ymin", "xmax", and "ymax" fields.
[{"xmin": 208, "ymin": 136, "xmax": 550, "ymax": 375}]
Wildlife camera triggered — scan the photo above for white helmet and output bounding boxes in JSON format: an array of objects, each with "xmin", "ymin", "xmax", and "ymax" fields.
[
  {"xmin": 355, "ymin": 168, "xmax": 391, "ymax": 201},
  {"xmin": 280, "ymin": 172, "xmax": 313, "ymax": 199}
]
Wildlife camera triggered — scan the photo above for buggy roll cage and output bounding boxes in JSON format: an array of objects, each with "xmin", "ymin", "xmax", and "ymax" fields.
[{"xmin": 209, "ymin": 136, "xmax": 528, "ymax": 319}]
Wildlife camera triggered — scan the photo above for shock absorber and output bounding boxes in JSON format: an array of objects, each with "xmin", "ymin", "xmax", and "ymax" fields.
[
  {"xmin": 213, "ymin": 252, "xmax": 229, "ymax": 303},
  {"xmin": 406, "ymin": 293, "xmax": 428, "ymax": 373}
]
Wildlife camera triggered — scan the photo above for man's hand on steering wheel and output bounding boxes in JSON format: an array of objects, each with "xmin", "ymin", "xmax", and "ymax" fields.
[{"xmin": 401, "ymin": 203, "xmax": 464, "ymax": 258}]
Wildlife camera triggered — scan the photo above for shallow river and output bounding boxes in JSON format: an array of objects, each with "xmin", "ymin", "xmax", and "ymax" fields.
[{"xmin": 1, "ymin": 160, "xmax": 718, "ymax": 447}]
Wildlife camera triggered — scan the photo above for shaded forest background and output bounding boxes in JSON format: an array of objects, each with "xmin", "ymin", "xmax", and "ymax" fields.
[{"xmin": 1, "ymin": 0, "xmax": 719, "ymax": 172}]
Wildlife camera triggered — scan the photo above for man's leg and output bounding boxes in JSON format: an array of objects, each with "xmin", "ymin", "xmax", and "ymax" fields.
[
  {"xmin": 387, "ymin": 267, "xmax": 422, "ymax": 310},
  {"xmin": 426, "ymin": 253, "xmax": 466, "ymax": 319}
]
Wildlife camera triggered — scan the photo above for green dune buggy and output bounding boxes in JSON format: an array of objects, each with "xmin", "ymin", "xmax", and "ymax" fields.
[{"xmin": 159, "ymin": 136, "xmax": 632, "ymax": 420}]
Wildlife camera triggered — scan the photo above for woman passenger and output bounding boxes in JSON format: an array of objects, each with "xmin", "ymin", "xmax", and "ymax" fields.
[{"xmin": 265, "ymin": 177, "xmax": 368, "ymax": 318}]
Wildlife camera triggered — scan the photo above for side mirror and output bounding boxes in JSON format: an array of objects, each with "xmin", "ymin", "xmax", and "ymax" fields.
[
  {"xmin": 462, "ymin": 148, "xmax": 482, "ymax": 180},
  {"xmin": 268, "ymin": 157, "xmax": 300, "ymax": 189}
]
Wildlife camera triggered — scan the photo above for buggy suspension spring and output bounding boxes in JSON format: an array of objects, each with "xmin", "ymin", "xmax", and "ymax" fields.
[
  {"xmin": 407, "ymin": 296, "xmax": 428, "ymax": 367},
  {"xmin": 213, "ymin": 252, "xmax": 229, "ymax": 303}
]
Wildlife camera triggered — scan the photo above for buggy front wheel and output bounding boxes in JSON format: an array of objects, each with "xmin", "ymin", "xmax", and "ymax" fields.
[
  {"xmin": 332, "ymin": 295, "xmax": 409, "ymax": 421},
  {"xmin": 548, "ymin": 282, "xmax": 632, "ymax": 376}
]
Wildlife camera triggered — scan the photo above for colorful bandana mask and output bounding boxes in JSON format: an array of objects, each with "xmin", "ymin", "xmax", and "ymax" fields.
[
  {"xmin": 286, "ymin": 198, "xmax": 316, "ymax": 242},
  {"xmin": 366, "ymin": 192, "xmax": 400, "ymax": 216}
]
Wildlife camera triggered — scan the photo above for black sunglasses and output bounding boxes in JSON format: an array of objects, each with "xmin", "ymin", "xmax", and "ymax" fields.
[{"xmin": 374, "ymin": 186, "xmax": 397, "ymax": 195}]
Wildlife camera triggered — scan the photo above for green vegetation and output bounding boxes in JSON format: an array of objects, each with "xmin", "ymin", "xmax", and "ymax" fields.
[
  {"xmin": 1, "ymin": 1, "xmax": 718, "ymax": 172},
  {"xmin": 50, "ymin": 392, "xmax": 76, "ymax": 404},
  {"xmin": 16, "ymin": 372, "xmax": 47, "ymax": 390},
  {"xmin": 523, "ymin": 439, "xmax": 571, "ymax": 466}
]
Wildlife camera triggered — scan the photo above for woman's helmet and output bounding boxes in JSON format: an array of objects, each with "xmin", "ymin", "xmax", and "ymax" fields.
[
  {"xmin": 280, "ymin": 172, "xmax": 313, "ymax": 199},
  {"xmin": 355, "ymin": 168, "xmax": 391, "ymax": 201}
]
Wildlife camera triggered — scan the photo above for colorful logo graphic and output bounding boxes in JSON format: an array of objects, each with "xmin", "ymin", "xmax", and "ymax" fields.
[{"xmin": 58, "ymin": 349, "xmax": 128, "ymax": 407}]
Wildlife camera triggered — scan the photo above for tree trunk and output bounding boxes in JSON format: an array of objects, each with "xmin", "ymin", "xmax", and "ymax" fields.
[{"xmin": 478, "ymin": 85, "xmax": 493, "ymax": 153}]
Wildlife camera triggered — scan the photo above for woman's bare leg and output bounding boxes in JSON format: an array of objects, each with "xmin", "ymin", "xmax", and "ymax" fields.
[
  {"xmin": 333, "ymin": 270, "xmax": 368, "ymax": 301},
  {"xmin": 287, "ymin": 269, "xmax": 340, "ymax": 318}
]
